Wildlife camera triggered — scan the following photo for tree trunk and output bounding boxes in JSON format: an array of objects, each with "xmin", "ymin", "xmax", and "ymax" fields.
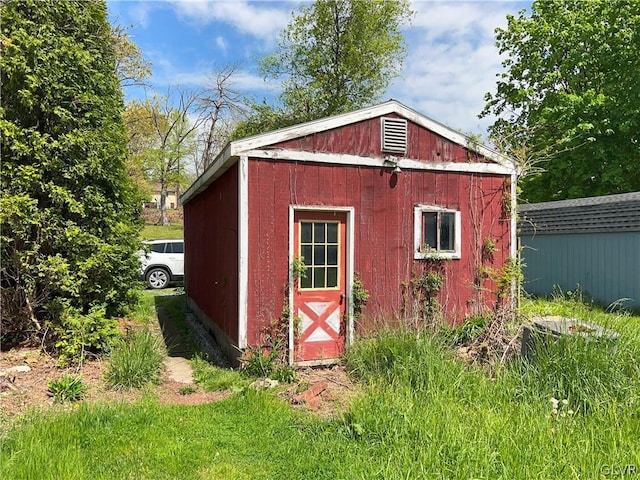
[{"xmin": 160, "ymin": 186, "xmax": 169, "ymax": 226}]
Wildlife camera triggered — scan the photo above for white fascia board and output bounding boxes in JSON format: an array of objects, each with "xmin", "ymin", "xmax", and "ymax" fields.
[
  {"xmin": 181, "ymin": 143, "xmax": 234, "ymax": 205},
  {"xmin": 231, "ymin": 100, "xmax": 515, "ymax": 170},
  {"xmin": 244, "ymin": 148, "xmax": 515, "ymax": 176}
]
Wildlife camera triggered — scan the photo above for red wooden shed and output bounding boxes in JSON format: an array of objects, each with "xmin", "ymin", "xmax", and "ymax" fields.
[{"xmin": 181, "ymin": 100, "xmax": 517, "ymax": 366}]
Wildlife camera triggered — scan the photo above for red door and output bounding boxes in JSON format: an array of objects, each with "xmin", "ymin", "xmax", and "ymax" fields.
[{"xmin": 293, "ymin": 211, "xmax": 347, "ymax": 362}]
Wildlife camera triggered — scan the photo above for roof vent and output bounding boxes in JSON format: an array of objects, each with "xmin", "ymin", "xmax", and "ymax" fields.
[{"xmin": 381, "ymin": 117, "xmax": 407, "ymax": 154}]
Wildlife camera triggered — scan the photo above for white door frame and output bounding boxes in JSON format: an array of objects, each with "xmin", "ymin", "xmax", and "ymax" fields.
[{"xmin": 288, "ymin": 205, "xmax": 355, "ymax": 365}]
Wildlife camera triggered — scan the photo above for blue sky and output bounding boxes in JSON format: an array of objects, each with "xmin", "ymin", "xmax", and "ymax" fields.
[{"xmin": 107, "ymin": 0, "xmax": 531, "ymax": 137}]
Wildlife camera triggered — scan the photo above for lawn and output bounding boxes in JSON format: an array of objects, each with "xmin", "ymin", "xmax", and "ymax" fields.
[
  {"xmin": 140, "ymin": 223, "xmax": 184, "ymax": 240},
  {"xmin": 2, "ymin": 296, "xmax": 639, "ymax": 479}
]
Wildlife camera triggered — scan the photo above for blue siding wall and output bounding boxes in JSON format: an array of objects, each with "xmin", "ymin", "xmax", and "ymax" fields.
[{"xmin": 521, "ymin": 232, "xmax": 640, "ymax": 308}]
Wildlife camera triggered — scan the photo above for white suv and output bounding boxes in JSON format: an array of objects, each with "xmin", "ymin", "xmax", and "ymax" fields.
[{"xmin": 139, "ymin": 239, "xmax": 184, "ymax": 289}]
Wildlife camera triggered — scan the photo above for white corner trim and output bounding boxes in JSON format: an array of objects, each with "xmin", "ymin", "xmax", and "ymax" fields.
[
  {"xmin": 287, "ymin": 205, "xmax": 295, "ymax": 366},
  {"xmin": 244, "ymin": 149, "xmax": 515, "ymax": 176},
  {"xmin": 238, "ymin": 155, "xmax": 249, "ymax": 349}
]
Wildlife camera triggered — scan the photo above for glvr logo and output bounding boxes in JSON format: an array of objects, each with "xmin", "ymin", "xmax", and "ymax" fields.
[{"xmin": 600, "ymin": 464, "xmax": 637, "ymax": 477}]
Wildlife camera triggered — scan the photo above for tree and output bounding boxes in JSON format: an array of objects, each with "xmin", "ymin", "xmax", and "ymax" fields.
[
  {"xmin": 196, "ymin": 64, "xmax": 246, "ymax": 174},
  {"xmin": 0, "ymin": 0, "xmax": 142, "ymax": 348},
  {"xmin": 111, "ymin": 24, "xmax": 152, "ymax": 89},
  {"xmin": 124, "ymin": 89, "xmax": 200, "ymax": 226},
  {"xmin": 482, "ymin": 0, "xmax": 640, "ymax": 202},
  {"xmin": 236, "ymin": 0, "xmax": 413, "ymax": 136}
]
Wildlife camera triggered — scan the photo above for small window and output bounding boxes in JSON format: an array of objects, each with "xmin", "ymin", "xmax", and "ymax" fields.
[
  {"xmin": 414, "ymin": 205, "xmax": 461, "ymax": 259},
  {"xmin": 151, "ymin": 243, "xmax": 166, "ymax": 253},
  {"xmin": 169, "ymin": 242, "xmax": 184, "ymax": 254}
]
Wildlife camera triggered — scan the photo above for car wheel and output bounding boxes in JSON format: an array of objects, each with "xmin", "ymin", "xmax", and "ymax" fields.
[{"xmin": 146, "ymin": 267, "xmax": 170, "ymax": 289}]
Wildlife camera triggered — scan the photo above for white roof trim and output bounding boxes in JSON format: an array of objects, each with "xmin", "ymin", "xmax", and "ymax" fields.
[
  {"xmin": 181, "ymin": 143, "xmax": 232, "ymax": 205},
  {"xmin": 244, "ymin": 149, "xmax": 515, "ymax": 175},
  {"xmin": 231, "ymin": 100, "xmax": 512, "ymax": 167},
  {"xmin": 181, "ymin": 100, "xmax": 515, "ymax": 205}
]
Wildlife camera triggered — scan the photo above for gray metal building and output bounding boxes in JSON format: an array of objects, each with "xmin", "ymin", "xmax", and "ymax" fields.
[{"xmin": 519, "ymin": 192, "xmax": 640, "ymax": 309}]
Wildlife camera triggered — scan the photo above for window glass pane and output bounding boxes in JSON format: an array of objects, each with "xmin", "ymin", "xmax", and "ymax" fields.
[
  {"xmin": 423, "ymin": 213, "xmax": 437, "ymax": 250},
  {"xmin": 151, "ymin": 243, "xmax": 166, "ymax": 253},
  {"xmin": 327, "ymin": 267, "xmax": 338, "ymax": 287},
  {"xmin": 171, "ymin": 242, "xmax": 184, "ymax": 254},
  {"xmin": 314, "ymin": 223, "xmax": 325, "ymax": 243},
  {"xmin": 300, "ymin": 272, "xmax": 312, "ymax": 289},
  {"xmin": 314, "ymin": 245, "xmax": 325, "ymax": 266},
  {"xmin": 301, "ymin": 245, "xmax": 312, "ymax": 265},
  {"xmin": 327, "ymin": 223, "xmax": 338, "ymax": 243},
  {"xmin": 313, "ymin": 267, "xmax": 325, "ymax": 288},
  {"xmin": 440, "ymin": 213, "xmax": 455, "ymax": 251},
  {"xmin": 327, "ymin": 245, "xmax": 338, "ymax": 265},
  {"xmin": 301, "ymin": 222, "xmax": 312, "ymax": 243}
]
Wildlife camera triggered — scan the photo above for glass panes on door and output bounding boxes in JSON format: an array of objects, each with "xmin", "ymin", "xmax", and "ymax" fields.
[{"xmin": 299, "ymin": 221, "xmax": 339, "ymax": 289}]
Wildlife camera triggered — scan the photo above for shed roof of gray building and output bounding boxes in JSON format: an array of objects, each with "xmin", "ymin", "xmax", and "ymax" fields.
[{"xmin": 518, "ymin": 191, "xmax": 640, "ymax": 235}]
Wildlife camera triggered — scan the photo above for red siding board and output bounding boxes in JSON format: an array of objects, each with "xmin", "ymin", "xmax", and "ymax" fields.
[
  {"xmin": 184, "ymin": 165, "xmax": 239, "ymax": 343},
  {"xmin": 273, "ymin": 116, "xmax": 479, "ymax": 164},
  {"xmin": 242, "ymin": 156, "xmax": 511, "ymax": 338}
]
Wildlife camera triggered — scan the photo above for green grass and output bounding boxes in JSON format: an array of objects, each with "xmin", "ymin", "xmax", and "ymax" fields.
[
  {"xmin": 126, "ymin": 290, "xmax": 158, "ymax": 324},
  {"xmin": 191, "ymin": 354, "xmax": 247, "ymax": 392},
  {"xmin": 2, "ymin": 296, "xmax": 640, "ymax": 478},
  {"xmin": 140, "ymin": 223, "xmax": 184, "ymax": 240},
  {"xmin": 104, "ymin": 327, "xmax": 166, "ymax": 390}
]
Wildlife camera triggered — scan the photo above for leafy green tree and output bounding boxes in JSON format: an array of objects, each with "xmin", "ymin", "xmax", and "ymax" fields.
[
  {"xmin": 111, "ymin": 24, "xmax": 152, "ymax": 89},
  {"xmin": 124, "ymin": 90, "xmax": 199, "ymax": 226},
  {"xmin": 482, "ymin": 0, "xmax": 640, "ymax": 202},
  {"xmin": 236, "ymin": 0, "xmax": 413, "ymax": 137},
  {"xmin": 0, "ymin": 0, "xmax": 142, "ymax": 347}
]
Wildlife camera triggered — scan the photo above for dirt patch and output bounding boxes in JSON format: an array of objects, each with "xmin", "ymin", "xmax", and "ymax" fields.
[
  {"xmin": 0, "ymin": 348, "xmax": 359, "ymax": 421},
  {"xmin": 0, "ymin": 348, "xmax": 229, "ymax": 420},
  {"xmin": 1, "ymin": 293, "xmax": 360, "ymax": 420},
  {"xmin": 282, "ymin": 364, "xmax": 360, "ymax": 418}
]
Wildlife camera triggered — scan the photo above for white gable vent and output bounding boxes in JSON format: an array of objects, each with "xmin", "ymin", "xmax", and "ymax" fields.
[{"xmin": 381, "ymin": 117, "xmax": 408, "ymax": 154}]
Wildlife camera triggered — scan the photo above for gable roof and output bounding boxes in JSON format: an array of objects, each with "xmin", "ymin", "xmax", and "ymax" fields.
[
  {"xmin": 182, "ymin": 100, "xmax": 515, "ymax": 205},
  {"xmin": 519, "ymin": 191, "xmax": 640, "ymax": 235}
]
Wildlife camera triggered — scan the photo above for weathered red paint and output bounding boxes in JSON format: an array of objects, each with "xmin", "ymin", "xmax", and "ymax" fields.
[
  {"xmin": 273, "ymin": 114, "xmax": 493, "ymax": 164},
  {"xmin": 246, "ymin": 159, "xmax": 510, "ymax": 339},
  {"xmin": 184, "ymin": 164, "xmax": 239, "ymax": 343},
  {"xmin": 184, "ymin": 110, "xmax": 512, "ymax": 357}
]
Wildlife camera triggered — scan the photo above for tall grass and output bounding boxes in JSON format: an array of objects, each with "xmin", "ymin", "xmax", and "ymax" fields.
[
  {"xmin": 2, "ymin": 297, "xmax": 639, "ymax": 479},
  {"xmin": 341, "ymin": 300, "xmax": 640, "ymax": 478},
  {"xmin": 104, "ymin": 327, "xmax": 166, "ymax": 390}
]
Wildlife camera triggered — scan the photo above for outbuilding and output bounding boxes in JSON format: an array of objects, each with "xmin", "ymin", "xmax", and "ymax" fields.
[
  {"xmin": 519, "ymin": 192, "xmax": 640, "ymax": 309},
  {"xmin": 181, "ymin": 100, "xmax": 517, "ymax": 365}
]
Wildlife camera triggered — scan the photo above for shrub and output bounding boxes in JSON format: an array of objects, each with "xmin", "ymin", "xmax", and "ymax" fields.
[
  {"xmin": 441, "ymin": 315, "xmax": 488, "ymax": 346},
  {"xmin": 47, "ymin": 374, "xmax": 86, "ymax": 403},
  {"xmin": 49, "ymin": 302, "xmax": 119, "ymax": 365},
  {"xmin": 105, "ymin": 328, "xmax": 165, "ymax": 390}
]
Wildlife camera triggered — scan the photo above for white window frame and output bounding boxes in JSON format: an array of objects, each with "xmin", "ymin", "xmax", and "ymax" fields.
[{"xmin": 413, "ymin": 205, "xmax": 461, "ymax": 260}]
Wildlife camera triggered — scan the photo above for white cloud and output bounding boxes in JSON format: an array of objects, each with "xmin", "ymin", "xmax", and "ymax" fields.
[
  {"xmin": 169, "ymin": 0, "xmax": 296, "ymax": 41},
  {"xmin": 389, "ymin": 1, "xmax": 522, "ymax": 137},
  {"xmin": 216, "ymin": 36, "xmax": 228, "ymax": 53}
]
